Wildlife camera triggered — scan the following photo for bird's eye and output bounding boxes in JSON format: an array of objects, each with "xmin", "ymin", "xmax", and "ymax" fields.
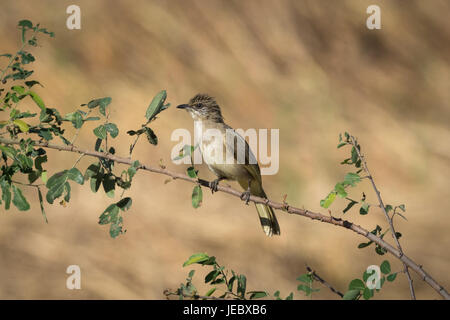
[{"xmin": 196, "ymin": 103, "xmax": 203, "ymax": 109}]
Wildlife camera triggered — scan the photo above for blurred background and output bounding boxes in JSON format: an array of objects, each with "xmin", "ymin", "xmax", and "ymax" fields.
[{"xmin": 0, "ymin": 0, "xmax": 449, "ymax": 299}]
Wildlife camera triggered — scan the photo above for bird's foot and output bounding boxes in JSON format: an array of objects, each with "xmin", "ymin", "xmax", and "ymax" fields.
[
  {"xmin": 240, "ymin": 190, "xmax": 251, "ymax": 205},
  {"xmin": 210, "ymin": 178, "xmax": 221, "ymax": 194}
]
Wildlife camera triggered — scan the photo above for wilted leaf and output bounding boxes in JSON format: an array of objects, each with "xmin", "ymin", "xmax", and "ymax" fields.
[
  {"xmin": 13, "ymin": 119, "xmax": 29, "ymax": 132},
  {"xmin": 192, "ymin": 185, "xmax": 202, "ymax": 208},
  {"xmin": 320, "ymin": 191, "xmax": 336, "ymax": 208}
]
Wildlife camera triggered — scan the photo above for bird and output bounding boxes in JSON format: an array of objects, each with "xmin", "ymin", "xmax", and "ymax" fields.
[{"xmin": 177, "ymin": 93, "xmax": 280, "ymax": 236}]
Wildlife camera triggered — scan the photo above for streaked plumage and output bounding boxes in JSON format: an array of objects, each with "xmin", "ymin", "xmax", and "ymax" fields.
[{"xmin": 177, "ymin": 94, "xmax": 280, "ymax": 236}]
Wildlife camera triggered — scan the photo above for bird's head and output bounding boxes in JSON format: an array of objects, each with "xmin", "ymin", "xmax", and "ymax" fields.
[{"xmin": 177, "ymin": 94, "xmax": 224, "ymax": 122}]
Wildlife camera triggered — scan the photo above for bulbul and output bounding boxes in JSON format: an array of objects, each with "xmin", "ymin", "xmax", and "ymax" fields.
[{"xmin": 177, "ymin": 94, "xmax": 280, "ymax": 236}]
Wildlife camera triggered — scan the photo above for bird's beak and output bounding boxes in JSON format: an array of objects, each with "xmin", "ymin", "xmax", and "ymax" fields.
[{"xmin": 176, "ymin": 104, "xmax": 190, "ymax": 110}]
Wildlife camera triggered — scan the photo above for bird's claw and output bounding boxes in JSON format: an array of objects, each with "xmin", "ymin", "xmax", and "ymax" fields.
[
  {"xmin": 240, "ymin": 190, "xmax": 251, "ymax": 205},
  {"xmin": 210, "ymin": 179, "xmax": 220, "ymax": 194}
]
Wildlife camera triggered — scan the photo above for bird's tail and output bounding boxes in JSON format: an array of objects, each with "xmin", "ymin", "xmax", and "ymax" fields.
[
  {"xmin": 238, "ymin": 179, "xmax": 280, "ymax": 236},
  {"xmin": 255, "ymin": 200, "xmax": 281, "ymax": 237}
]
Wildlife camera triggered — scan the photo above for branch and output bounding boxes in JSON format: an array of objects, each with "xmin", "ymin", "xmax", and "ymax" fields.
[
  {"xmin": 350, "ymin": 136, "xmax": 416, "ymax": 300},
  {"xmin": 163, "ymin": 289, "xmax": 228, "ymax": 300},
  {"xmin": 305, "ymin": 265, "xmax": 344, "ymax": 298},
  {"xmin": 1, "ymin": 137, "xmax": 448, "ymax": 300}
]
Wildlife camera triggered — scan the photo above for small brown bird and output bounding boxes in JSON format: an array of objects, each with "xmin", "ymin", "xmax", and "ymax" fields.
[{"xmin": 177, "ymin": 94, "xmax": 280, "ymax": 236}]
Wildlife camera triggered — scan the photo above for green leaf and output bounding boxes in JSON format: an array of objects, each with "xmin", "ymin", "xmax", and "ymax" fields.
[
  {"xmin": 285, "ymin": 292, "xmax": 294, "ymax": 300},
  {"xmin": 183, "ymin": 253, "xmax": 210, "ymax": 267},
  {"xmin": 334, "ymin": 182, "xmax": 347, "ymax": 198},
  {"xmin": 0, "ymin": 145, "xmax": 17, "ymax": 160},
  {"xmin": 380, "ymin": 260, "xmax": 391, "ymax": 274},
  {"xmin": 35, "ymin": 155, "xmax": 47, "ymax": 172},
  {"xmin": 20, "ymin": 52, "xmax": 35, "ymax": 64},
  {"xmin": 117, "ymin": 197, "xmax": 132, "ymax": 211},
  {"xmin": 358, "ymin": 241, "xmax": 373, "ymax": 249},
  {"xmin": 105, "ymin": 123, "xmax": 119, "ymax": 138},
  {"xmin": 11, "ymin": 184, "xmax": 30, "ymax": 211},
  {"xmin": 87, "ymin": 97, "xmax": 112, "ymax": 116},
  {"xmin": 344, "ymin": 172, "xmax": 361, "ymax": 187},
  {"xmin": 37, "ymin": 187, "xmax": 48, "ymax": 223},
  {"xmin": 343, "ymin": 199, "xmax": 358, "ymax": 214},
  {"xmin": 248, "ymin": 291, "xmax": 267, "ymax": 299},
  {"xmin": 84, "ymin": 163, "xmax": 100, "ymax": 180},
  {"xmin": 64, "ymin": 111, "xmax": 83, "ymax": 129},
  {"xmin": 67, "ymin": 168, "xmax": 84, "ymax": 185},
  {"xmin": 296, "ymin": 274, "xmax": 312, "ymax": 285},
  {"xmin": 343, "ymin": 289, "xmax": 360, "ymax": 300},
  {"xmin": 192, "ymin": 185, "xmax": 202, "ymax": 208},
  {"xmin": 0, "ymin": 180, "xmax": 12, "ymax": 210},
  {"xmin": 387, "ymin": 273, "xmax": 397, "ymax": 282},
  {"xmin": 237, "ymin": 274, "xmax": 247, "ymax": 297},
  {"xmin": 144, "ymin": 127, "xmax": 158, "ymax": 145},
  {"xmin": 13, "ymin": 119, "xmax": 29, "ymax": 132},
  {"xmin": 398, "ymin": 204, "xmax": 406, "ymax": 212},
  {"xmin": 25, "ymin": 80, "xmax": 42, "ymax": 88},
  {"xmin": 384, "ymin": 204, "xmax": 393, "ymax": 213},
  {"xmin": 360, "ymin": 202, "xmax": 370, "ymax": 215},
  {"xmin": 98, "ymin": 203, "xmax": 125, "ymax": 239},
  {"xmin": 297, "ymin": 284, "xmax": 313, "ymax": 296},
  {"xmin": 187, "ymin": 166, "xmax": 197, "ymax": 179},
  {"xmin": 63, "ymin": 182, "xmax": 71, "ymax": 202},
  {"xmin": 46, "ymin": 171, "xmax": 69, "ymax": 204},
  {"xmin": 102, "ymin": 174, "xmax": 115, "ymax": 197},
  {"xmin": 363, "ymin": 287, "xmax": 373, "ymax": 300},
  {"xmin": 93, "ymin": 125, "xmax": 107, "ymax": 139},
  {"xmin": 28, "ymin": 91, "xmax": 45, "ymax": 110},
  {"xmin": 274, "ymin": 291, "xmax": 281, "ymax": 299},
  {"xmin": 204, "ymin": 270, "xmax": 220, "ymax": 284},
  {"xmin": 348, "ymin": 279, "xmax": 365, "ymax": 290},
  {"xmin": 145, "ymin": 90, "xmax": 167, "ymax": 120},
  {"xmin": 375, "ymin": 245, "xmax": 387, "ymax": 255},
  {"xmin": 18, "ymin": 20, "xmax": 33, "ymax": 28},
  {"xmin": 337, "ymin": 142, "xmax": 347, "ymax": 148},
  {"xmin": 12, "ymin": 85, "xmax": 26, "ymax": 95},
  {"xmin": 99, "ymin": 204, "xmax": 119, "ymax": 225},
  {"xmin": 90, "ymin": 170, "xmax": 103, "ymax": 193},
  {"xmin": 205, "ymin": 287, "xmax": 217, "ymax": 297},
  {"xmin": 320, "ymin": 191, "xmax": 336, "ymax": 208},
  {"xmin": 351, "ymin": 146, "xmax": 358, "ymax": 163}
]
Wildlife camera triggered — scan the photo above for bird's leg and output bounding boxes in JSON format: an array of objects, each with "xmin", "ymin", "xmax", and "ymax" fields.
[
  {"xmin": 240, "ymin": 179, "xmax": 252, "ymax": 205},
  {"xmin": 210, "ymin": 177, "xmax": 225, "ymax": 194}
]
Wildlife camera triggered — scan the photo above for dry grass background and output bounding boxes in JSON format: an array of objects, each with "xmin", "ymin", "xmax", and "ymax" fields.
[{"xmin": 0, "ymin": 0, "xmax": 449, "ymax": 299}]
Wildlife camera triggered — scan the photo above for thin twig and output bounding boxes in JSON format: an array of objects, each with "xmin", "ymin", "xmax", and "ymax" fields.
[
  {"xmin": 163, "ymin": 289, "xmax": 228, "ymax": 300},
  {"xmin": 350, "ymin": 136, "xmax": 416, "ymax": 300},
  {"xmin": 0, "ymin": 27, "xmax": 38, "ymax": 81},
  {"xmin": 306, "ymin": 265, "xmax": 344, "ymax": 298},
  {"xmin": 0, "ymin": 137, "xmax": 448, "ymax": 300}
]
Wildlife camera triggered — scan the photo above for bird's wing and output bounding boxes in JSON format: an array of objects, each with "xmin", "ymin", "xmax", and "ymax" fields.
[{"xmin": 224, "ymin": 125, "xmax": 262, "ymax": 184}]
